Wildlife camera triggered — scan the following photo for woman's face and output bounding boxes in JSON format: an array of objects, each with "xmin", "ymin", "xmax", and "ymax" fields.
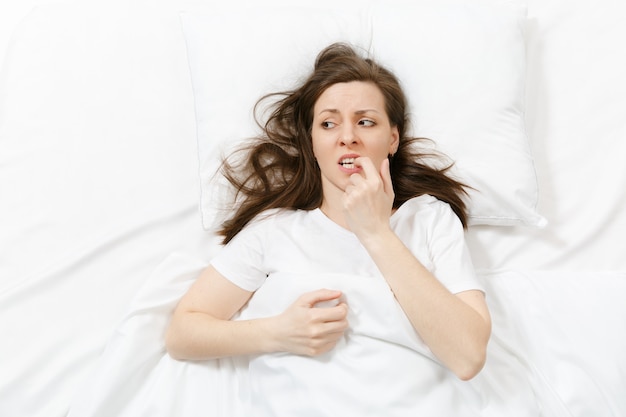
[{"xmin": 311, "ymin": 81, "xmax": 399, "ymax": 200}]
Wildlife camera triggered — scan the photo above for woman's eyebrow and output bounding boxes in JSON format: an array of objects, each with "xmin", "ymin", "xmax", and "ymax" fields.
[
  {"xmin": 317, "ymin": 108, "xmax": 380, "ymax": 116},
  {"xmin": 318, "ymin": 108, "xmax": 339, "ymax": 116}
]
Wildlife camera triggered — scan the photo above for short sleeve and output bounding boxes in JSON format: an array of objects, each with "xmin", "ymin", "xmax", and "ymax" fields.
[
  {"xmin": 428, "ymin": 202, "xmax": 484, "ymax": 294},
  {"xmin": 210, "ymin": 214, "xmax": 272, "ymax": 292}
]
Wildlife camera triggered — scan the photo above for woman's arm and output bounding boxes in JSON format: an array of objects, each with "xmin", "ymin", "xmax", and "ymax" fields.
[
  {"xmin": 165, "ymin": 265, "xmax": 349, "ymax": 360},
  {"xmin": 358, "ymin": 231, "xmax": 490, "ymax": 380},
  {"xmin": 343, "ymin": 158, "xmax": 491, "ymax": 380}
]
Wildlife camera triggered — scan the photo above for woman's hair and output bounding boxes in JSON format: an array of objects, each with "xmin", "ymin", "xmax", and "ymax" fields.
[{"xmin": 218, "ymin": 42, "xmax": 469, "ymax": 244}]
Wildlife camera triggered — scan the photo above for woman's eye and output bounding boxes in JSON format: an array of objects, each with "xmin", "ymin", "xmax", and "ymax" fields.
[
  {"xmin": 322, "ymin": 121, "xmax": 336, "ymax": 129},
  {"xmin": 358, "ymin": 119, "xmax": 376, "ymax": 127}
]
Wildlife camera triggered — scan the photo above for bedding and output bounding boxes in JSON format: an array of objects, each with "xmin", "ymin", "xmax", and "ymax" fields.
[
  {"xmin": 0, "ymin": 0, "xmax": 625, "ymax": 416},
  {"xmin": 236, "ymin": 273, "xmax": 482, "ymax": 417},
  {"xmin": 181, "ymin": 0, "xmax": 546, "ymax": 230}
]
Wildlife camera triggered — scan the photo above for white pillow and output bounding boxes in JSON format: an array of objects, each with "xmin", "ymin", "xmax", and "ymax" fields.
[
  {"xmin": 180, "ymin": 0, "xmax": 546, "ymax": 231},
  {"xmin": 370, "ymin": 0, "xmax": 545, "ymax": 227}
]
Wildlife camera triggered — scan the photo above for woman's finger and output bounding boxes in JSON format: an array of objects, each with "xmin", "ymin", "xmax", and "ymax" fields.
[
  {"xmin": 379, "ymin": 158, "xmax": 394, "ymax": 198},
  {"xmin": 314, "ymin": 302, "xmax": 348, "ymax": 322},
  {"xmin": 297, "ymin": 289, "xmax": 342, "ymax": 308},
  {"xmin": 354, "ymin": 157, "xmax": 378, "ymax": 181}
]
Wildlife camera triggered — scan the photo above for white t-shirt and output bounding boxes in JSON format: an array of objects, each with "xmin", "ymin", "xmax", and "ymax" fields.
[{"xmin": 211, "ymin": 194, "xmax": 484, "ymax": 417}]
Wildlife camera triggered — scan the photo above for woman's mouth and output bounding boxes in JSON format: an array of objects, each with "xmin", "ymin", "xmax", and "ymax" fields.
[{"xmin": 339, "ymin": 157, "xmax": 356, "ymax": 169}]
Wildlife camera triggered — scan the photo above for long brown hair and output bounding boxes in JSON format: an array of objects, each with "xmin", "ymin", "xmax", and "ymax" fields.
[{"xmin": 218, "ymin": 43, "xmax": 468, "ymax": 244}]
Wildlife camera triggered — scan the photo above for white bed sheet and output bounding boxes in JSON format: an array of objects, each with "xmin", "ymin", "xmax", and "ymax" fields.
[
  {"xmin": 0, "ymin": 1, "xmax": 202, "ymax": 415},
  {"xmin": 483, "ymin": 271, "xmax": 626, "ymax": 416},
  {"xmin": 0, "ymin": 0, "xmax": 625, "ymax": 416},
  {"xmin": 467, "ymin": 0, "xmax": 626, "ymax": 272},
  {"xmin": 60, "ymin": 250, "xmax": 626, "ymax": 417}
]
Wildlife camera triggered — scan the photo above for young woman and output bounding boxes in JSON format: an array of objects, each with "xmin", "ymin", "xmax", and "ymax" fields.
[{"xmin": 166, "ymin": 43, "xmax": 491, "ymax": 416}]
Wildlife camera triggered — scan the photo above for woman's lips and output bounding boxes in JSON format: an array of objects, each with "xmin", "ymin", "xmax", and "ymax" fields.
[
  {"xmin": 338, "ymin": 154, "xmax": 361, "ymax": 172},
  {"xmin": 339, "ymin": 157, "xmax": 356, "ymax": 169}
]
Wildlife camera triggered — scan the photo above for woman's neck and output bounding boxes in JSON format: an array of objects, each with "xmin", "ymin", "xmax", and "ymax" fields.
[{"xmin": 319, "ymin": 199, "xmax": 350, "ymax": 231}]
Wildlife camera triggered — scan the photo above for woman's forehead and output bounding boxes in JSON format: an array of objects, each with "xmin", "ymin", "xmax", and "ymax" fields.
[{"xmin": 314, "ymin": 82, "xmax": 386, "ymax": 114}]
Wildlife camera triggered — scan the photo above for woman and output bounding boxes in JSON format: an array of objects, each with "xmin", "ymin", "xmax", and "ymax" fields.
[{"xmin": 166, "ymin": 43, "xmax": 491, "ymax": 416}]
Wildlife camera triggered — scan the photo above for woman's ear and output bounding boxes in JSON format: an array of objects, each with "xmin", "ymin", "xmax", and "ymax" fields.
[{"xmin": 389, "ymin": 126, "xmax": 400, "ymax": 155}]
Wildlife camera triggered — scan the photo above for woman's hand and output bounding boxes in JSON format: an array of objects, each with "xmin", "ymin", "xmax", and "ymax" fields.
[
  {"xmin": 166, "ymin": 268, "xmax": 349, "ymax": 360},
  {"xmin": 270, "ymin": 289, "xmax": 349, "ymax": 356},
  {"xmin": 342, "ymin": 157, "xmax": 394, "ymax": 242}
]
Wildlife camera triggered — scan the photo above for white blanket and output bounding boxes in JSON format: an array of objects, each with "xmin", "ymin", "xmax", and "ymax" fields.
[
  {"xmin": 67, "ymin": 252, "xmax": 571, "ymax": 417},
  {"xmin": 66, "ymin": 251, "xmax": 246, "ymax": 417},
  {"xmin": 239, "ymin": 271, "xmax": 482, "ymax": 417},
  {"xmin": 2, "ymin": 1, "xmax": 624, "ymax": 416}
]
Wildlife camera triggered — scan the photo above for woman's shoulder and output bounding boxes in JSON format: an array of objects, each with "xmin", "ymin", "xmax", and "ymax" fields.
[
  {"xmin": 392, "ymin": 195, "xmax": 466, "ymax": 251},
  {"xmin": 246, "ymin": 207, "xmax": 306, "ymax": 229},
  {"xmin": 225, "ymin": 208, "xmax": 299, "ymax": 246},
  {"xmin": 393, "ymin": 194, "xmax": 463, "ymax": 230},
  {"xmin": 396, "ymin": 194, "xmax": 452, "ymax": 217}
]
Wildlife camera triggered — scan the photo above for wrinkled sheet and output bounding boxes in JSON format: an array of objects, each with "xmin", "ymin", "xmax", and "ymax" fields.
[
  {"xmin": 1, "ymin": 0, "xmax": 625, "ymax": 416},
  {"xmin": 68, "ymin": 248, "xmax": 609, "ymax": 417}
]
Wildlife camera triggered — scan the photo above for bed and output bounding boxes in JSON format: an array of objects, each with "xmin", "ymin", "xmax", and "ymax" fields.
[{"xmin": 1, "ymin": 0, "xmax": 624, "ymax": 416}]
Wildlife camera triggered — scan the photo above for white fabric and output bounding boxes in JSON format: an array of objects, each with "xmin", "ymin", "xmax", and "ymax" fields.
[
  {"xmin": 65, "ymin": 250, "xmax": 625, "ymax": 417},
  {"xmin": 239, "ymin": 272, "xmax": 482, "ymax": 417},
  {"xmin": 466, "ymin": 0, "xmax": 626, "ymax": 272},
  {"xmin": 479, "ymin": 271, "xmax": 626, "ymax": 416},
  {"xmin": 210, "ymin": 195, "xmax": 483, "ymax": 416},
  {"xmin": 0, "ymin": 3, "xmax": 201, "ymax": 417},
  {"xmin": 178, "ymin": 4, "xmax": 369, "ymax": 232},
  {"xmin": 179, "ymin": 0, "xmax": 546, "ymax": 230},
  {"xmin": 1, "ymin": 1, "xmax": 625, "ymax": 416},
  {"xmin": 65, "ymin": 250, "xmax": 248, "ymax": 417},
  {"xmin": 370, "ymin": 0, "xmax": 544, "ymax": 228},
  {"xmin": 213, "ymin": 195, "xmax": 481, "ymax": 295},
  {"xmin": 61, "ymin": 247, "xmax": 549, "ymax": 417}
]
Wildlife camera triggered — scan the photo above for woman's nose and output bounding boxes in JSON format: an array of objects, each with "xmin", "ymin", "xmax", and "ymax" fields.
[{"xmin": 339, "ymin": 125, "xmax": 358, "ymax": 145}]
